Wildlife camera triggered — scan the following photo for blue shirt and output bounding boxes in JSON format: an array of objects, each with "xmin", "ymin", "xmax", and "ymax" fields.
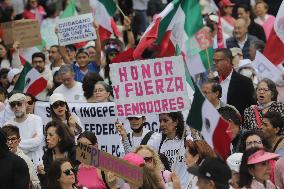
[{"xmin": 73, "ymin": 61, "xmax": 100, "ymax": 82}]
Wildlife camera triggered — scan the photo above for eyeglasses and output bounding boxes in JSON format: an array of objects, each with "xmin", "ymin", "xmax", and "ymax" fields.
[
  {"xmin": 94, "ymin": 88, "xmax": 106, "ymax": 93},
  {"xmin": 10, "ymin": 101, "xmax": 23, "ymax": 108},
  {"xmin": 127, "ymin": 117, "xmax": 142, "ymax": 121},
  {"xmin": 256, "ymin": 88, "xmax": 270, "ymax": 92},
  {"xmin": 246, "ymin": 140, "xmax": 262, "ymax": 147},
  {"xmin": 63, "ymin": 168, "xmax": 75, "ymax": 176},
  {"xmin": 52, "ymin": 101, "xmax": 65, "ymax": 109},
  {"xmin": 27, "ymin": 100, "xmax": 34, "ymax": 105},
  {"xmin": 7, "ymin": 136, "xmax": 19, "ymax": 143},
  {"xmin": 144, "ymin": 157, "xmax": 154, "ymax": 163},
  {"xmin": 213, "ymin": 58, "xmax": 226, "ymax": 64}
]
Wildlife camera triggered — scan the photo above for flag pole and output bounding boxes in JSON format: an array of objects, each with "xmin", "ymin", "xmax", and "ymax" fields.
[
  {"xmin": 116, "ymin": 4, "xmax": 130, "ymax": 22},
  {"xmin": 206, "ymin": 48, "xmax": 211, "ymax": 71}
]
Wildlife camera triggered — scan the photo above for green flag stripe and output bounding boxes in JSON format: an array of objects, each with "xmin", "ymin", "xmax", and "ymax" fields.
[
  {"xmin": 13, "ymin": 63, "xmax": 33, "ymax": 92},
  {"xmin": 60, "ymin": 0, "xmax": 75, "ymax": 18},
  {"xmin": 187, "ymin": 82, "xmax": 205, "ymax": 131},
  {"xmin": 200, "ymin": 48, "xmax": 214, "ymax": 70},
  {"xmin": 156, "ymin": 0, "xmax": 180, "ymax": 44},
  {"xmin": 98, "ymin": 0, "xmax": 117, "ymax": 16},
  {"xmin": 181, "ymin": 0, "xmax": 203, "ymax": 38}
]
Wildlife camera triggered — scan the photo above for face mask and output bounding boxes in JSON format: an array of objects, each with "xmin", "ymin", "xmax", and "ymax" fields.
[{"xmin": 240, "ymin": 69, "xmax": 253, "ymax": 78}]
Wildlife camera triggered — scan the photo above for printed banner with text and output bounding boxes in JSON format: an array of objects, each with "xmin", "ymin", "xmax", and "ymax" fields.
[{"xmin": 110, "ymin": 56, "xmax": 190, "ymax": 116}]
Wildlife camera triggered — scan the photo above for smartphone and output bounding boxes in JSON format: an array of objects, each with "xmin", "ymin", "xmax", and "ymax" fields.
[{"xmin": 165, "ymin": 182, "xmax": 174, "ymax": 189}]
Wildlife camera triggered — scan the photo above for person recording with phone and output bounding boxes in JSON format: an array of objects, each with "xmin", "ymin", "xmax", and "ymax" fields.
[{"xmin": 115, "ymin": 115, "xmax": 160, "ymax": 156}]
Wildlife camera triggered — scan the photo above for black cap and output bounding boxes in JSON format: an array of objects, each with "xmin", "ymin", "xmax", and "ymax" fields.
[{"xmin": 187, "ymin": 157, "xmax": 231, "ymax": 185}]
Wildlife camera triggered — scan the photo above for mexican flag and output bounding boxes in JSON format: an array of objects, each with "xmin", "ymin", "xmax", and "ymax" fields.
[
  {"xmin": 13, "ymin": 47, "xmax": 48, "ymax": 97},
  {"xmin": 263, "ymin": 0, "xmax": 284, "ymax": 66},
  {"xmin": 90, "ymin": 0, "xmax": 121, "ymax": 41},
  {"xmin": 132, "ymin": 0, "xmax": 213, "ymax": 75},
  {"xmin": 187, "ymin": 83, "xmax": 231, "ymax": 160}
]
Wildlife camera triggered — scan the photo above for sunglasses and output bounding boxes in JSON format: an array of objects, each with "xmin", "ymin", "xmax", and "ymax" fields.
[
  {"xmin": 144, "ymin": 157, "xmax": 154, "ymax": 163},
  {"xmin": 127, "ymin": 117, "xmax": 142, "ymax": 121},
  {"xmin": 10, "ymin": 101, "xmax": 23, "ymax": 108},
  {"xmin": 27, "ymin": 100, "xmax": 34, "ymax": 105},
  {"xmin": 63, "ymin": 168, "xmax": 75, "ymax": 176},
  {"xmin": 52, "ymin": 101, "xmax": 65, "ymax": 109}
]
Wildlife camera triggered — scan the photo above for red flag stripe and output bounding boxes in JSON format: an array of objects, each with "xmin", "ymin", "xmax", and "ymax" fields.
[
  {"xmin": 26, "ymin": 78, "xmax": 48, "ymax": 97},
  {"xmin": 212, "ymin": 117, "xmax": 231, "ymax": 160}
]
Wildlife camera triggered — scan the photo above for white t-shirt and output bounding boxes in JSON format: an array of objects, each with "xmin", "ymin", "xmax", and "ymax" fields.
[
  {"xmin": 150, "ymin": 135, "xmax": 191, "ymax": 188},
  {"xmin": 4, "ymin": 114, "xmax": 44, "ymax": 166},
  {"xmin": 54, "ymin": 82, "xmax": 86, "ymax": 102}
]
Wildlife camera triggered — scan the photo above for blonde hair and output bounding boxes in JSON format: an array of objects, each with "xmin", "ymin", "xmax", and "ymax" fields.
[{"xmin": 134, "ymin": 145, "xmax": 164, "ymax": 171}]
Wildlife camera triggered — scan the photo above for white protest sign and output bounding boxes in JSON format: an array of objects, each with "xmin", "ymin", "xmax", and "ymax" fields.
[
  {"xmin": 253, "ymin": 51, "xmax": 282, "ymax": 83},
  {"xmin": 34, "ymin": 102, "xmax": 163, "ymax": 156},
  {"xmin": 56, "ymin": 13, "xmax": 96, "ymax": 45},
  {"xmin": 35, "ymin": 102, "xmax": 121, "ymax": 156},
  {"xmin": 110, "ymin": 56, "xmax": 190, "ymax": 116}
]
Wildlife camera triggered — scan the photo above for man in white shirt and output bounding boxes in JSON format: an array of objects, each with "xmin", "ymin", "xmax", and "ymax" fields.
[
  {"xmin": 53, "ymin": 64, "xmax": 86, "ymax": 102},
  {"xmin": 31, "ymin": 52, "xmax": 53, "ymax": 101},
  {"xmin": 4, "ymin": 93, "xmax": 44, "ymax": 166}
]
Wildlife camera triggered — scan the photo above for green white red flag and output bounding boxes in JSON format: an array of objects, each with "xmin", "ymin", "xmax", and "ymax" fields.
[
  {"xmin": 13, "ymin": 47, "xmax": 47, "ymax": 97},
  {"xmin": 187, "ymin": 83, "xmax": 231, "ymax": 160},
  {"xmin": 133, "ymin": 0, "xmax": 214, "ymax": 75},
  {"xmin": 90, "ymin": 0, "xmax": 121, "ymax": 41}
]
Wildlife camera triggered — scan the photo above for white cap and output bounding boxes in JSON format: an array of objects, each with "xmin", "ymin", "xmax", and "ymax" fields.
[
  {"xmin": 8, "ymin": 93, "xmax": 26, "ymax": 103},
  {"xmin": 7, "ymin": 68, "xmax": 22, "ymax": 83},
  {"xmin": 226, "ymin": 153, "xmax": 243, "ymax": 172},
  {"xmin": 49, "ymin": 93, "xmax": 66, "ymax": 105},
  {"xmin": 127, "ymin": 115, "xmax": 143, "ymax": 118},
  {"xmin": 230, "ymin": 47, "xmax": 243, "ymax": 57},
  {"xmin": 209, "ymin": 14, "xmax": 219, "ymax": 23},
  {"xmin": 236, "ymin": 59, "xmax": 254, "ymax": 72}
]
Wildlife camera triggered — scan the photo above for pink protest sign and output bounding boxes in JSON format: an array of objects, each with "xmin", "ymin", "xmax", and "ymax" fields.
[{"xmin": 110, "ymin": 56, "xmax": 190, "ymax": 116}]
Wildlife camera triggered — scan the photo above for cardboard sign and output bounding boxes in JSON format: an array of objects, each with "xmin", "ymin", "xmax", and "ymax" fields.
[
  {"xmin": 110, "ymin": 56, "xmax": 190, "ymax": 116},
  {"xmin": 57, "ymin": 13, "xmax": 96, "ymax": 45},
  {"xmin": 1, "ymin": 19, "xmax": 41, "ymax": 48},
  {"xmin": 76, "ymin": 142, "xmax": 92, "ymax": 165},
  {"xmin": 253, "ymin": 51, "xmax": 282, "ymax": 83},
  {"xmin": 76, "ymin": 142, "xmax": 143, "ymax": 186},
  {"xmin": 79, "ymin": 0, "xmax": 92, "ymax": 14}
]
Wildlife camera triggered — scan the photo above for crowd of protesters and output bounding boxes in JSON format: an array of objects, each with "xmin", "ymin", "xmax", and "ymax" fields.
[{"xmin": 0, "ymin": 0, "xmax": 284, "ymax": 189}]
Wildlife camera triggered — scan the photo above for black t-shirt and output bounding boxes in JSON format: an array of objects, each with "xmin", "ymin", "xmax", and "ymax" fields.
[{"xmin": 0, "ymin": 152, "xmax": 30, "ymax": 189}]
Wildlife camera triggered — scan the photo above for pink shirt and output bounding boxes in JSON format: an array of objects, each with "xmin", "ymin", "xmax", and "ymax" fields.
[
  {"xmin": 275, "ymin": 158, "xmax": 284, "ymax": 189},
  {"xmin": 255, "ymin": 14, "xmax": 275, "ymax": 40},
  {"xmin": 77, "ymin": 166, "xmax": 107, "ymax": 189}
]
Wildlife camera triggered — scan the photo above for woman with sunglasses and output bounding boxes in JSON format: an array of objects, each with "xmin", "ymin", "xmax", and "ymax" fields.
[
  {"xmin": 133, "ymin": 145, "xmax": 172, "ymax": 187},
  {"xmin": 239, "ymin": 147, "xmax": 279, "ymax": 189},
  {"xmin": 25, "ymin": 93, "xmax": 36, "ymax": 114},
  {"xmin": 49, "ymin": 93, "xmax": 83, "ymax": 137},
  {"xmin": 46, "ymin": 158, "xmax": 76, "ymax": 189},
  {"xmin": 243, "ymin": 78, "xmax": 284, "ymax": 131},
  {"xmin": 77, "ymin": 131, "xmax": 119, "ymax": 189},
  {"xmin": 39, "ymin": 120, "xmax": 77, "ymax": 187}
]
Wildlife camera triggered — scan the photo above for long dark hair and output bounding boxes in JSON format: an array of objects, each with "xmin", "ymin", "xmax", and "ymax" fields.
[
  {"xmin": 160, "ymin": 112, "xmax": 185, "ymax": 139},
  {"xmin": 0, "ymin": 42, "xmax": 12, "ymax": 63},
  {"xmin": 50, "ymin": 101, "xmax": 71, "ymax": 122},
  {"xmin": 46, "ymin": 158, "xmax": 70, "ymax": 189},
  {"xmin": 45, "ymin": 120, "xmax": 75, "ymax": 153},
  {"xmin": 239, "ymin": 147, "xmax": 261, "ymax": 188}
]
